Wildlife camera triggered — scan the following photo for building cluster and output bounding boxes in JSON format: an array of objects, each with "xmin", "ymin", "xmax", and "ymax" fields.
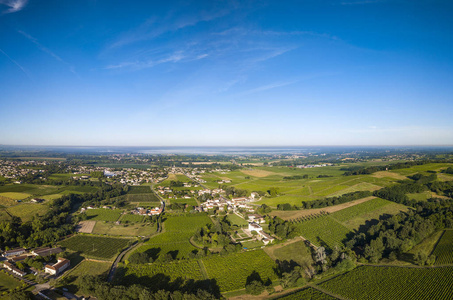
[
  {"xmin": 295, "ymin": 163, "xmax": 332, "ymax": 168},
  {"xmin": 1, "ymin": 247, "xmax": 67, "ymax": 277},
  {"xmin": 200, "ymin": 196, "xmax": 255, "ymax": 212},
  {"xmin": 132, "ymin": 206, "xmax": 163, "ymax": 216},
  {"xmin": 247, "ymin": 220, "xmax": 275, "ymax": 245},
  {"xmin": 0, "ymin": 159, "xmax": 48, "ymax": 180}
]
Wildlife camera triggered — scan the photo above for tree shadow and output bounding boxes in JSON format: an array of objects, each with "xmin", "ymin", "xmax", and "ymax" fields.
[
  {"xmin": 274, "ymin": 259, "xmax": 300, "ymax": 276},
  {"xmin": 144, "ymin": 247, "xmax": 161, "ymax": 261}
]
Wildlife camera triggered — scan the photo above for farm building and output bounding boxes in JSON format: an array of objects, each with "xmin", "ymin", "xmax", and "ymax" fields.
[
  {"xmin": 32, "ymin": 247, "xmax": 63, "ymax": 257},
  {"xmin": 45, "ymin": 258, "xmax": 70, "ymax": 275},
  {"xmin": 3, "ymin": 261, "xmax": 26, "ymax": 277},
  {"xmin": 2, "ymin": 247, "xmax": 26, "ymax": 257}
]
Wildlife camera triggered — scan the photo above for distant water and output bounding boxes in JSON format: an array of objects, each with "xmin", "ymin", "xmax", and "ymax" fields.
[{"xmin": 1, "ymin": 145, "xmax": 453, "ymax": 155}]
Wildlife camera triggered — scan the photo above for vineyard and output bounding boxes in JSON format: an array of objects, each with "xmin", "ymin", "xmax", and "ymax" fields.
[
  {"xmin": 135, "ymin": 213, "xmax": 212, "ymax": 261},
  {"xmin": 275, "ymin": 287, "xmax": 337, "ymax": 299},
  {"xmin": 119, "ymin": 260, "xmax": 204, "ymax": 288},
  {"xmin": 127, "ymin": 186, "xmax": 152, "ymax": 194},
  {"xmin": 330, "ymin": 197, "xmax": 390, "ymax": 222},
  {"xmin": 85, "ymin": 208, "xmax": 123, "ymax": 222},
  {"xmin": 319, "ymin": 265, "xmax": 453, "ymax": 299},
  {"xmin": 202, "ymin": 250, "xmax": 278, "ymax": 292},
  {"xmin": 433, "ymin": 230, "xmax": 453, "ymax": 265},
  {"xmin": 59, "ymin": 235, "xmax": 132, "ymax": 259},
  {"xmin": 293, "ymin": 216, "xmax": 351, "ymax": 249}
]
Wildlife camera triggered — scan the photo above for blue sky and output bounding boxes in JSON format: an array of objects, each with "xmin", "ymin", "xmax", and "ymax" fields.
[{"xmin": 0, "ymin": 0, "xmax": 452, "ymax": 146}]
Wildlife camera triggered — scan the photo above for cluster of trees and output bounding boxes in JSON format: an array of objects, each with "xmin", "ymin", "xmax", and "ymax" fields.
[
  {"xmin": 443, "ymin": 167, "xmax": 453, "ymax": 174},
  {"xmin": 256, "ymin": 204, "xmax": 272, "ymax": 214},
  {"xmin": 192, "ymin": 217, "xmax": 240, "ymax": 254},
  {"xmin": 267, "ymin": 187, "xmax": 280, "ymax": 197},
  {"xmin": 345, "ymin": 204, "xmax": 453, "ymax": 263},
  {"xmin": 77, "ymin": 275, "xmax": 219, "ymax": 300},
  {"xmin": 220, "ymin": 185, "xmax": 248, "ymax": 198},
  {"xmin": 302, "ymin": 191, "xmax": 373, "ymax": 209},
  {"xmin": 169, "ymin": 180, "xmax": 185, "ymax": 187},
  {"xmin": 283, "ymin": 175, "xmax": 308, "ymax": 180},
  {"xmin": 267, "ymin": 216, "xmax": 298, "ymax": 239}
]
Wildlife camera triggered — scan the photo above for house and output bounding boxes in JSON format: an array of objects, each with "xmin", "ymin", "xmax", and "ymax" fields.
[
  {"xmin": 31, "ymin": 198, "xmax": 44, "ymax": 203},
  {"xmin": 32, "ymin": 247, "xmax": 63, "ymax": 257},
  {"xmin": 10, "ymin": 255, "xmax": 27, "ymax": 263},
  {"xmin": 248, "ymin": 222, "xmax": 262, "ymax": 232},
  {"xmin": 258, "ymin": 231, "xmax": 275, "ymax": 245},
  {"xmin": 3, "ymin": 248, "xmax": 26, "ymax": 257},
  {"xmin": 3, "ymin": 261, "xmax": 26, "ymax": 277},
  {"xmin": 45, "ymin": 258, "xmax": 70, "ymax": 276}
]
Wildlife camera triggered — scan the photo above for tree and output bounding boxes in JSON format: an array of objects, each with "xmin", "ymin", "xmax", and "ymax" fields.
[{"xmin": 245, "ymin": 281, "xmax": 264, "ymax": 295}]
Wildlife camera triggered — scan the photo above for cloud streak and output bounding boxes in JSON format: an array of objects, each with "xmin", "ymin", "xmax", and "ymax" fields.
[
  {"xmin": 0, "ymin": 0, "xmax": 27, "ymax": 14},
  {"xmin": 0, "ymin": 48, "xmax": 31, "ymax": 79},
  {"xmin": 17, "ymin": 30, "xmax": 77, "ymax": 75}
]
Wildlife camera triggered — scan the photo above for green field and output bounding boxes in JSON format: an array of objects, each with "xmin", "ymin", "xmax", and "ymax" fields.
[
  {"xmin": 0, "ymin": 192, "xmax": 31, "ymax": 200},
  {"xmin": 170, "ymin": 198, "xmax": 198, "ymax": 206},
  {"xmin": 118, "ymin": 260, "xmax": 204, "ymax": 288},
  {"xmin": 319, "ymin": 265, "xmax": 453, "ymax": 299},
  {"xmin": 227, "ymin": 213, "xmax": 249, "ymax": 226},
  {"xmin": 265, "ymin": 239, "xmax": 314, "ymax": 268},
  {"xmin": 85, "ymin": 209, "xmax": 123, "ymax": 222},
  {"xmin": 407, "ymin": 191, "xmax": 434, "ymax": 201},
  {"xmin": 0, "ymin": 195, "xmax": 16, "ymax": 207},
  {"xmin": 48, "ymin": 173, "xmax": 90, "ymax": 180},
  {"xmin": 135, "ymin": 213, "xmax": 212, "ymax": 261},
  {"xmin": 59, "ymin": 235, "xmax": 132, "ymax": 260},
  {"xmin": 67, "ymin": 260, "xmax": 111, "ymax": 279},
  {"xmin": 433, "ymin": 230, "xmax": 453, "ymax": 265},
  {"xmin": 202, "ymin": 250, "xmax": 278, "ymax": 292},
  {"xmin": 127, "ymin": 186, "xmax": 152, "ymax": 194},
  {"xmin": 119, "ymin": 213, "xmax": 145, "ymax": 223},
  {"xmin": 0, "ymin": 270, "xmax": 24, "ymax": 293},
  {"xmin": 93, "ymin": 221, "xmax": 156, "ymax": 236},
  {"xmin": 275, "ymin": 287, "xmax": 337, "ymax": 299},
  {"xmin": 392, "ymin": 163, "xmax": 453, "ymax": 176},
  {"xmin": 6, "ymin": 203, "xmax": 49, "ymax": 222}
]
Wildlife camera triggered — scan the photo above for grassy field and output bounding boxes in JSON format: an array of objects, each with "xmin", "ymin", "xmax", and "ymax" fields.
[
  {"xmin": 119, "ymin": 213, "xmax": 145, "ymax": 223},
  {"xmin": 117, "ymin": 260, "xmax": 204, "ymax": 288},
  {"xmin": 135, "ymin": 213, "xmax": 212, "ymax": 261},
  {"xmin": 85, "ymin": 209, "xmax": 123, "ymax": 222},
  {"xmin": 274, "ymin": 287, "xmax": 337, "ymax": 299},
  {"xmin": 407, "ymin": 230, "xmax": 444, "ymax": 258},
  {"xmin": 319, "ymin": 265, "xmax": 453, "ymax": 299},
  {"xmin": 170, "ymin": 198, "xmax": 198, "ymax": 206},
  {"xmin": 127, "ymin": 186, "xmax": 152, "ymax": 194},
  {"xmin": 433, "ymin": 230, "xmax": 453, "ymax": 265},
  {"xmin": 0, "ymin": 195, "xmax": 16, "ymax": 206},
  {"xmin": 6, "ymin": 203, "xmax": 49, "ymax": 222},
  {"xmin": 0, "ymin": 270, "xmax": 24, "ymax": 293},
  {"xmin": 227, "ymin": 213, "xmax": 249, "ymax": 226},
  {"xmin": 92, "ymin": 221, "xmax": 156, "ymax": 236},
  {"xmin": 0, "ymin": 192, "xmax": 31, "ymax": 200},
  {"xmin": 264, "ymin": 239, "xmax": 314, "ymax": 268},
  {"xmin": 59, "ymin": 235, "xmax": 132, "ymax": 260},
  {"xmin": 202, "ymin": 250, "xmax": 278, "ymax": 292},
  {"xmin": 407, "ymin": 191, "xmax": 435, "ymax": 201},
  {"xmin": 391, "ymin": 163, "xmax": 453, "ymax": 176}
]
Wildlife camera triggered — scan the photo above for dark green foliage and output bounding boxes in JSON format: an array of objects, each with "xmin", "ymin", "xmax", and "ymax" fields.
[
  {"xmin": 129, "ymin": 252, "xmax": 153, "ymax": 264},
  {"xmin": 302, "ymin": 191, "xmax": 372, "ymax": 209},
  {"xmin": 268, "ymin": 216, "xmax": 298, "ymax": 239}
]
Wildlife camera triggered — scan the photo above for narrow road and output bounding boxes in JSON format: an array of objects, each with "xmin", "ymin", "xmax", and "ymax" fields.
[{"xmin": 107, "ymin": 241, "xmax": 138, "ymax": 282}]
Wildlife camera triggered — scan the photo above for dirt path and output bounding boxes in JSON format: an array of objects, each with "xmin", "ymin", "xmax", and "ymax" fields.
[{"xmin": 270, "ymin": 196, "xmax": 376, "ymax": 220}]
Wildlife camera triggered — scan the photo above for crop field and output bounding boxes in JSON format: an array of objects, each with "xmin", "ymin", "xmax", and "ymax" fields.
[
  {"xmin": 171, "ymin": 198, "xmax": 198, "ymax": 206},
  {"xmin": 0, "ymin": 192, "xmax": 31, "ymax": 200},
  {"xmin": 330, "ymin": 198, "xmax": 391, "ymax": 223},
  {"xmin": 93, "ymin": 221, "xmax": 156, "ymax": 236},
  {"xmin": 120, "ymin": 213, "xmax": 145, "ymax": 223},
  {"xmin": 0, "ymin": 209, "xmax": 12, "ymax": 221},
  {"xmin": 85, "ymin": 209, "xmax": 122, "ymax": 222},
  {"xmin": 127, "ymin": 186, "xmax": 152, "ymax": 194},
  {"xmin": 328, "ymin": 182, "xmax": 382, "ymax": 197},
  {"xmin": 0, "ymin": 195, "xmax": 16, "ymax": 206},
  {"xmin": 68, "ymin": 260, "xmax": 111, "ymax": 279},
  {"xmin": 6, "ymin": 203, "xmax": 49, "ymax": 222},
  {"xmin": 40, "ymin": 194, "xmax": 63, "ymax": 201},
  {"xmin": 135, "ymin": 213, "xmax": 212, "ymax": 261},
  {"xmin": 202, "ymin": 250, "xmax": 278, "ymax": 292},
  {"xmin": 59, "ymin": 235, "xmax": 132, "ymax": 260},
  {"xmin": 407, "ymin": 191, "xmax": 434, "ymax": 201},
  {"xmin": 392, "ymin": 163, "xmax": 453, "ymax": 176},
  {"xmin": 433, "ymin": 230, "xmax": 453, "ymax": 265},
  {"xmin": 48, "ymin": 173, "xmax": 89, "ymax": 180},
  {"xmin": 275, "ymin": 287, "xmax": 337, "ymax": 299},
  {"xmin": 127, "ymin": 193, "xmax": 160, "ymax": 202},
  {"xmin": 0, "ymin": 270, "xmax": 23, "ymax": 293},
  {"xmin": 119, "ymin": 260, "xmax": 204, "ymax": 288},
  {"xmin": 293, "ymin": 216, "xmax": 351, "ymax": 249},
  {"xmin": 264, "ymin": 239, "xmax": 314, "ymax": 268},
  {"xmin": 319, "ymin": 266, "xmax": 453, "ymax": 299}
]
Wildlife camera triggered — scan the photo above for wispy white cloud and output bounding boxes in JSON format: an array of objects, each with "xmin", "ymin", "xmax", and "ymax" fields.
[
  {"xmin": 238, "ymin": 80, "xmax": 299, "ymax": 96},
  {"xmin": 17, "ymin": 30, "xmax": 77, "ymax": 75},
  {"xmin": 0, "ymin": 48, "xmax": 31, "ymax": 79},
  {"xmin": 0, "ymin": 0, "xmax": 27, "ymax": 14}
]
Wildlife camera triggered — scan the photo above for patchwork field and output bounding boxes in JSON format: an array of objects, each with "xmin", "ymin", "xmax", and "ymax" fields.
[
  {"xmin": 67, "ymin": 260, "xmax": 111, "ymax": 279},
  {"xmin": 76, "ymin": 221, "xmax": 96, "ymax": 233},
  {"xmin": 0, "ymin": 192, "xmax": 31, "ymax": 200},
  {"xmin": 433, "ymin": 230, "xmax": 453, "ymax": 265},
  {"xmin": 119, "ymin": 213, "xmax": 145, "ymax": 223},
  {"xmin": 127, "ymin": 186, "xmax": 152, "ymax": 194},
  {"xmin": 59, "ymin": 235, "xmax": 132, "ymax": 260},
  {"xmin": 202, "ymin": 250, "xmax": 278, "ymax": 292},
  {"xmin": 319, "ymin": 266, "xmax": 453, "ymax": 299},
  {"xmin": 0, "ymin": 195, "xmax": 16, "ymax": 206},
  {"xmin": 135, "ymin": 213, "xmax": 212, "ymax": 261}
]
